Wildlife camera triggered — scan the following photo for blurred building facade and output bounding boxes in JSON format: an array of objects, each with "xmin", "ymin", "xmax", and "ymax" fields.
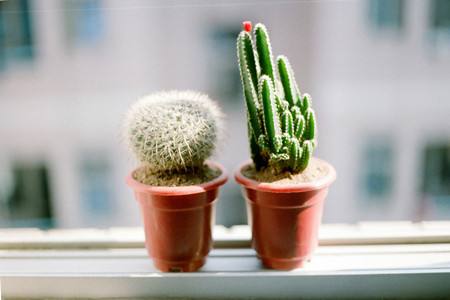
[
  {"xmin": 0, "ymin": 0, "xmax": 449, "ymax": 228},
  {"xmin": 314, "ymin": 0, "xmax": 450, "ymax": 222}
]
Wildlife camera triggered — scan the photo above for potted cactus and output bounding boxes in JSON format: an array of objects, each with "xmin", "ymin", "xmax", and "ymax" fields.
[
  {"xmin": 234, "ymin": 22, "xmax": 336, "ymax": 270},
  {"xmin": 124, "ymin": 91, "xmax": 227, "ymax": 272}
]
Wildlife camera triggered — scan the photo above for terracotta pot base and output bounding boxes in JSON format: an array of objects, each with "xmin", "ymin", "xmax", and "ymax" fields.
[
  {"xmin": 127, "ymin": 161, "xmax": 227, "ymax": 272},
  {"xmin": 260, "ymin": 256, "xmax": 310, "ymax": 270},
  {"xmin": 235, "ymin": 158, "xmax": 336, "ymax": 270},
  {"xmin": 154, "ymin": 257, "xmax": 206, "ymax": 272}
]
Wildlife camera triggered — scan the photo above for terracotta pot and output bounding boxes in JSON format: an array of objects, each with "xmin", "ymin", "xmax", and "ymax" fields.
[
  {"xmin": 235, "ymin": 158, "xmax": 336, "ymax": 270},
  {"xmin": 126, "ymin": 161, "xmax": 227, "ymax": 272}
]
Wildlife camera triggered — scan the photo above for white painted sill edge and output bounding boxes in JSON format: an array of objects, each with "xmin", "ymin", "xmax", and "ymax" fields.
[{"xmin": 1, "ymin": 222, "xmax": 450, "ymax": 299}]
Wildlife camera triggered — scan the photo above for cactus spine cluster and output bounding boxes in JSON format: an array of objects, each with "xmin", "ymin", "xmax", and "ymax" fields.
[
  {"xmin": 124, "ymin": 91, "xmax": 222, "ymax": 173},
  {"xmin": 237, "ymin": 22, "xmax": 317, "ymax": 173}
]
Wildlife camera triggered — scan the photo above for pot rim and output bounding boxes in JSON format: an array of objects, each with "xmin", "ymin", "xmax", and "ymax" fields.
[
  {"xmin": 126, "ymin": 160, "xmax": 227, "ymax": 195},
  {"xmin": 234, "ymin": 157, "xmax": 336, "ymax": 193}
]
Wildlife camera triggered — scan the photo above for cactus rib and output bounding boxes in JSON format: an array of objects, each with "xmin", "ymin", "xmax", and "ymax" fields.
[
  {"xmin": 277, "ymin": 55, "xmax": 297, "ymax": 107},
  {"xmin": 259, "ymin": 75, "xmax": 281, "ymax": 153},
  {"xmin": 237, "ymin": 32, "xmax": 263, "ymax": 139},
  {"xmin": 255, "ymin": 23, "xmax": 275, "ymax": 83}
]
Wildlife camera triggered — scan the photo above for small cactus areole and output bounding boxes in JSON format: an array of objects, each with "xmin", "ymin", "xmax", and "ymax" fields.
[
  {"xmin": 243, "ymin": 21, "xmax": 252, "ymax": 32},
  {"xmin": 124, "ymin": 91, "xmax": 222, "ymax": 174},
  {"xmin": 237, "ymin": 22, "xmax": 317, "ymax": 174}
]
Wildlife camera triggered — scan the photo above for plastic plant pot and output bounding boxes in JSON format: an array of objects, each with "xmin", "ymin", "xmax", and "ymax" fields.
[
  {"xmin": 126, "ymin": 161, "xmax": 227, "ymax": 272},
  {"xmin": 235, "ymin": 158, "xmax": 336, "ymax": 270}
]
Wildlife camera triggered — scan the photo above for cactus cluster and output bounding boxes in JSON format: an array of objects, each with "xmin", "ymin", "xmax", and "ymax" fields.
[
  {"xmin": 237, "ymin": 22, "xmax": 317, "ymax": 173},
  {"xmin": 124, "ymin": 91, "xmax": 222, "ymax": 174}
]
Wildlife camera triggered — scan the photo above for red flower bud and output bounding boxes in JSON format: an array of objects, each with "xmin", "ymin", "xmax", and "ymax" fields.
[{"xmin": 243, "ymin": 21, "xmax": 252, "ymax": 32}]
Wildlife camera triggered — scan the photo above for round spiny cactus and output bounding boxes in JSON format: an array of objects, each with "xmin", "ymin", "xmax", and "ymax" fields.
[{"xmin": 124, "ymin": 91, "xmax": 222, "ymax": 173}]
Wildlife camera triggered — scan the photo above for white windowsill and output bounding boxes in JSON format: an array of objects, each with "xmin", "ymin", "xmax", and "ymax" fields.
[{"xmin": 1, "ymin": 222, "xmax": 450, "ymax": 299}]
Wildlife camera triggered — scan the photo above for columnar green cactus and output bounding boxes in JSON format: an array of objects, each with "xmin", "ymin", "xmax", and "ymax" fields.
[
  {"xmin": 237, "ymin": 22, "xmax": 317, "ymax": 173},
  {"xmin": 124, "ymin": 91, "xmax": 222, "ymax": 173}
]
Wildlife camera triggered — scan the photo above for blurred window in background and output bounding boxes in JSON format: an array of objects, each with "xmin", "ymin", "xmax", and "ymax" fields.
[
  {"xmin": 63, "ymin": 0, "xmax": 104, "ymax": 47},
  {"xmin": 0, "ymin": 0, "xmax": 34, "ymax": 71},
  {"xmin": 209, "ymin": 25, "xmax": 242, "ymax": 104},
  {"xmin": 430, "ymin": 0, "xmax": 450, "ymax": 31},
  {"xmin": 0, "ymin": 162, "xmax": 53, "ymax": 228},
  {"xmin": 368, "ymin": 0, "xmax": 404, "ymax": 30},
  {"xmin": 78, "ymin": 152, "xmax": 115, "ymax": 226},
  {"xmin": 360, "ymin": 139, "xmax": 394, "ymax": 200},
  {"xmin": 421, "ymin": 143, "xmax": 450, "ymax": 219},
  {"xmin": 429, "ymin": 0, "xmax": 450, "ymax": 51}
]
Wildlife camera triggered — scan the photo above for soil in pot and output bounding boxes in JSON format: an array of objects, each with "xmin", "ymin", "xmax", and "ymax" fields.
[
  {"xmin": 134, "ymin": 164, "xmax": 221, "ymax": 186},
  {"xmin": 242, "ymin": 157, "xmax": 330, "ymax": 185},
  {"xmin": 128, "ymin": 161, "xmax": 227, "ymax": 272}
]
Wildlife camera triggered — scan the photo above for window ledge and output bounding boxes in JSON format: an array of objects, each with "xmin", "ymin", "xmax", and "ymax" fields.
[
  {"xmin": 1, "ymin": 222, "xmax": 450, "ymax": 299},
  {"xmin": 0, "ymin": 221, "xmax": 450, "ymax": 249}
]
